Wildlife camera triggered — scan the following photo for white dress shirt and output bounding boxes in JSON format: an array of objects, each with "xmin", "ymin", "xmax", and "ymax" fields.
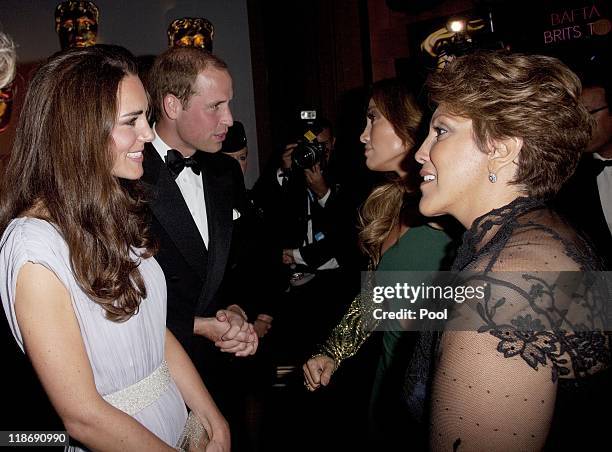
[
  {"xmin": 594, "ymin": 152, "xmax": 612, "ymax": 235},
  {"xmin": 276, "ymin": 168, "xmax": 338, "ymax": 269},
  {"xmin": 152, "ymin": 125, "xmax": 209, "ymax": 247}
]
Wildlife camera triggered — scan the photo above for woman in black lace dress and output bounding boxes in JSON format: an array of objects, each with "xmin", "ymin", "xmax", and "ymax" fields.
[{"xmin": 414, "ymin": 51, "xmax": 611, "ymax": 450}]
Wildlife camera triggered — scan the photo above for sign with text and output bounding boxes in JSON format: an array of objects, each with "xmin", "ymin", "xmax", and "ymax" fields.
[
  {"xmin": 492, "ymin": 0, "xmax": 609, "ymax": 63},
  {"xmin": 544, "ymin": 4, "xmax": 609, "ymax": 45}
]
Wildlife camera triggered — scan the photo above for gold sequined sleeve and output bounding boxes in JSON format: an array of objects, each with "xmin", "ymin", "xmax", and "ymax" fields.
[{"xmin": 317, "ymin": 273, "xmax": 378, "ymax": 368}]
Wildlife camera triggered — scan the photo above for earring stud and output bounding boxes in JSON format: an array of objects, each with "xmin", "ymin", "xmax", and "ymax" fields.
[{"xmin": 488, "ymin": 172, "xmax": 497, "ymax": 183}]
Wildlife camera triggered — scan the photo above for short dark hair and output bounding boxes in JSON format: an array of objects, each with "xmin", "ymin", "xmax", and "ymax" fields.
[{"xmin": 315, "ymin": 117, "xmax": 333, "ymax": 137}]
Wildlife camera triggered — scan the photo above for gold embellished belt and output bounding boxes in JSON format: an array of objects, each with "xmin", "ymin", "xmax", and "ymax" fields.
[{"xmin": 102, "ymin": 360, "xmax": 171, "ymax": 416}]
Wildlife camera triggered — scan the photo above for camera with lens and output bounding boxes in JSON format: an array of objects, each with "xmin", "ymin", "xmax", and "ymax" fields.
[
  {"xmin": 293, "ymin": 141, "xmax": 325, "ymax": 170},
  {"xmin": 291, "ymin": 109, "xmax": 325, "ymax": 170}
]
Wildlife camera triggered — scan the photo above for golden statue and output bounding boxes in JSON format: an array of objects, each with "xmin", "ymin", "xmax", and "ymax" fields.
[
  {"xmin": 167, "ymin": 17, "xmax": 214, "ymax": 51},
  {"xmin": 55, "ymin": 1, "xmax": 99, "ymax": 49}
]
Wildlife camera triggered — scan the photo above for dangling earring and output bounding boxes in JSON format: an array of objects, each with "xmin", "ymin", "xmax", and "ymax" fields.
[{"xmin": 488, "ymin": 172, "xmax": 497, "ymax": 183}]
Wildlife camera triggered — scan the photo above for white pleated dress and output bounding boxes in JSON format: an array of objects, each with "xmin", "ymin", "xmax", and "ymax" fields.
[{"xmin": 0, "ymin": 218, "xmax": 187, "ymax": 450}]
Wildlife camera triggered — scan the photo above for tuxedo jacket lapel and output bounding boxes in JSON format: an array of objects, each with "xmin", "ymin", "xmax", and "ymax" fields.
[
  {"xmin": 195, "ymin": 152, "xmax": 234, "ymax": 313},
  {"xmin": 554, "ymin": 155, "xmax": 612, "ymax": 268},
  {"xmin": 142, "ymin": 143, "xmax": 207, "ymax": 279}
]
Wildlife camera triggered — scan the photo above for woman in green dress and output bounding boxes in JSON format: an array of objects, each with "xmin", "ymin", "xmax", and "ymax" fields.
[{"xmin": 302, "ymin": 78, "xmax": 456, "ymax": 447}]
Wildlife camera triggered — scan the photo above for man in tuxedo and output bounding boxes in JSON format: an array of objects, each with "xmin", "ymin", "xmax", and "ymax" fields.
[
  {"xmin": 555, "ymin": 68, "xmax": 612, "ymax": 268},
  {"xmin": 143, "ymin": 47, "xmax": 258, "ymax": 419}
]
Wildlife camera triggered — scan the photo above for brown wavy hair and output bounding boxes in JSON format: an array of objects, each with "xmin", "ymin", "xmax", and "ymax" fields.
[
  {"xmin": 0, "ymin": 45, "xmax": 155, "ymax": 322},
  {"xmin": 427, "ymin": 51, "xmax": 594, "ymax": 199},
  {"xmin": 358, "ymin": 78, "xmax": 424, "ymax": 267}
]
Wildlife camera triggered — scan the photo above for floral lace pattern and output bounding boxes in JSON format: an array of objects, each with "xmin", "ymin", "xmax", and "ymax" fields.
[{"xmin": 452, "ymin": 197, "xmax": 610, "ymax": 382}]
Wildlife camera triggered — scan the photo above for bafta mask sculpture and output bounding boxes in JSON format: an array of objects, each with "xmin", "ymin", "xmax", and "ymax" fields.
[
  {"xmin": 0, "ymin": 31, "xmax": 16, "ymax": 133},
  {"xmin": 0, "ymin": 83, "xmax": 14, "ymax": 133},
  {"xmin": 167, "ymin": 17, "xmax": 214, "ymax": 51},
  {"xmin": 55, "ymin": 1, "xmax": 99, "ymax": 49}
]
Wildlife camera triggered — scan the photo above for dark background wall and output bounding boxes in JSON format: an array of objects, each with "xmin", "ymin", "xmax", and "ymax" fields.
[
  {"xmin": 247, "ymin": 0, "xmax": 609, "ymax": 177},
  {"xmin": 247, "ymin": 0, "xmax": 371, "ymax": 171},
  {"xmin": 1, "ymin": 0, "xmax": 609, "ymax": 186}
]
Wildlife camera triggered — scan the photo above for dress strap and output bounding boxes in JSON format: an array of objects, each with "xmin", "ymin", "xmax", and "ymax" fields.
[{"xmin": 102, "ymin": 361, "xmax": 171, "ymax": 416}]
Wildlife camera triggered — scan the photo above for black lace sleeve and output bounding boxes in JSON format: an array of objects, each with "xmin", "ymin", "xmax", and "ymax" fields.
[{"xmin": 429, "ymin": 198, "xmax": 611, "ymax": 451}]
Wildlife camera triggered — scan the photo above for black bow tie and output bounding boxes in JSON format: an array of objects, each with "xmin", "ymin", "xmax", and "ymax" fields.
[
  {"xmin": 165, "ymin": 149, "xmax": 201, "ymax": 179},
  {"xmin": 588, "ymin": 157, "xmax": 612, "ymax": 176}
]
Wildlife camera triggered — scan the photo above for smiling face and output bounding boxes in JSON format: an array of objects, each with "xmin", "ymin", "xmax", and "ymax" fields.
[
  {"xmin": 110, "ymin": 74, "xmax": 154, "ymax": 179},
  {"xmin": 415, "ymin": 105, "xmax": 490, "ymax": 224},
  {"xmin": 360, "ymin": 98, "xmax": 409, "ymax": 175},
  {"xmin": 174, "ymin": 67, "xmax": 233, "ymax": 154}
]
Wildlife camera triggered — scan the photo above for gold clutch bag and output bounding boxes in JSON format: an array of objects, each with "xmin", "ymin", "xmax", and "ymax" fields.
[{"xmin": 176, "ymin": 411, "xmax": 210, "ymax": 452}]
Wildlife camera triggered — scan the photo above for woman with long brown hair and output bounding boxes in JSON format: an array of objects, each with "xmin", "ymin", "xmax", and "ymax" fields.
[
  {"xmin": 303, "ymin": 78, "xmax": 456, "ymax": 447},
  {"xmin": 0, "ymin": 45, "xmax": 229, "ymax": 451}
]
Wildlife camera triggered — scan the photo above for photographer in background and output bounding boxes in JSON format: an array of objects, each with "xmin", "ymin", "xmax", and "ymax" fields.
[
  {"xmin": 278, "ymin": 116, "xmax": 338, "ymax": 276},
  {"xmin": 252, "ymin": 113, "xmax": 358, "ymax": 361}
]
